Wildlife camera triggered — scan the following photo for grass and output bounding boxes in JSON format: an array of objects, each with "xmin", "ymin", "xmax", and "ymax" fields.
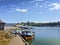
[
  {"xmin": 0, "ymin": 30, "xmax": 13, "ymax": 45},
  {"xmin": 0, "ymin": 39, "xmax": 10, "ymax": 45}
]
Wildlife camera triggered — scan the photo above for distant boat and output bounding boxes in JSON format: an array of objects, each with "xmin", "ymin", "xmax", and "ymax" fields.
[{"xmin": 17, "ymin": 25, "xmax": 33, "ymax": 29}]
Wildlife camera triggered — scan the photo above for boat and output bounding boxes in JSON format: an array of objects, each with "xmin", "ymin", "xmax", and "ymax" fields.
[
  {"xmin": 19, "ymin": 26, "xmax": 33, "ymax": 29},
  {"xmin": 16, "ymin": 25, "xmax": 33, "ymax": 29},
  {"xmin": 21, "ymin": 30, "xmax": 35, "ymax": 41},
  {"xmin": 11, "ymin": 29, "xmax": 35, "ymax": 41}
]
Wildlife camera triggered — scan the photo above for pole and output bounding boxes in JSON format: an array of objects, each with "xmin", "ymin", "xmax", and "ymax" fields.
[{"xmin": 21, "ymin": 12, "xmax": 22, "ymax": 23}]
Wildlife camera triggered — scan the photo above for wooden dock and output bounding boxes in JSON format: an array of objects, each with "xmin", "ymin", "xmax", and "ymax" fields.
[{"xmin": 8, "ymin": 35, "xmax": 29, "ymax": 45}]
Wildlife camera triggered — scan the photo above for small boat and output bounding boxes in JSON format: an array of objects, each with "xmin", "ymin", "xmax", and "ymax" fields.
[
  {"xmin": 21, "ymin": 30, "xmax": 35, "ymax": 41},
  {"xmin": 19, "ymin": 26, "xmax": 33, "ymax": 29}
]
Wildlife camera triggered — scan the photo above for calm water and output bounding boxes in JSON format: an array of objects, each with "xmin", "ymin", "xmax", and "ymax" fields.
[{"xmin": 31, "ymin": 27, "xmax": 60, "ymax": 45}]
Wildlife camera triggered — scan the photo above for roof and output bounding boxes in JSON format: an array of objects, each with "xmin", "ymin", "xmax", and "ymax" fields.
[{"xmin": 0, "ymin": 19, "xmax": 5, "ymax": 24}]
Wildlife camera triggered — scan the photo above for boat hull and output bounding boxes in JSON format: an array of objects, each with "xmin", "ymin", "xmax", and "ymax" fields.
[{"xmin": 21, "ymin": 35, "xmax": 34, "ymax": 41}]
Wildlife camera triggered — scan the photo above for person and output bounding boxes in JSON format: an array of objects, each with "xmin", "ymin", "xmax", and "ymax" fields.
[
  {"xmin": 18, "ymin": 31, "xmax": 20, "ymax": 35},
  {"xmin": 14, "ymin": 30, "xmax": 17, "ymax": 37}
]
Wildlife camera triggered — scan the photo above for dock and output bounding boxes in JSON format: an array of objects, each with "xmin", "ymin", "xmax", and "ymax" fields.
[{"xmin": 8, "ymin": 35, "xmax": 29, "ymax": 45}]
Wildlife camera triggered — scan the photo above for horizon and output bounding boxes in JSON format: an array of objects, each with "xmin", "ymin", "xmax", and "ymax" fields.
[
  {"xmin": 4, "ymin": 21, "xmax": 60, "ymax": 23},
  {"xmin": 0, "ymin": 0, "xmax": 60, "ymax": 23}
]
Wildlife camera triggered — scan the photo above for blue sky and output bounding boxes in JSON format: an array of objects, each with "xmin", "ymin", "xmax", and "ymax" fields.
[{"xmin": 0, "ymin": 0, "xmax": 60, "ymax": 23}]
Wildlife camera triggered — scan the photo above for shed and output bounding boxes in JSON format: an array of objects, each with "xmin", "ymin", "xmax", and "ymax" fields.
[{"xmin": 0, "ymin": 20, "xmax": 5, "ymax": 30}]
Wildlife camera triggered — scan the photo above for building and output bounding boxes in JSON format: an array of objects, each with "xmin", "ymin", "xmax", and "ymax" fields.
[{"xmin": 0, "ymin": 20, "xmax": 5, "ymax": 30}]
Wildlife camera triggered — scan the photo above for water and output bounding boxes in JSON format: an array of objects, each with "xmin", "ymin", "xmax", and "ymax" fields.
[{"xmin": 31, "ymin": 27, "xmax": 60, "ymax": 45}]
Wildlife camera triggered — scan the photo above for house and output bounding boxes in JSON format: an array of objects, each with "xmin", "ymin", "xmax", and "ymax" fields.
[{"xmin": 0, "ymin": 20, "xmax": 5, "ymax": 30}]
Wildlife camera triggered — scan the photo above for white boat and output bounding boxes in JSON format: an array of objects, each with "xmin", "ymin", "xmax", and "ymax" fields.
[{"xmin": 21, "ymin": 30, "xmax": 35, "ymax": 40}]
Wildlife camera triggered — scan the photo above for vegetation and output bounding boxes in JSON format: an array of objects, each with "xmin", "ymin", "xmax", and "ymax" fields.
[
  {"xmin": 0, "ymin": 30, "xmax": 14, "ymax": 45},
  {"xmin": 6, "ymin": 21, "xmax": 60, "ymax": 27},
  {"xmin": 20, "ymin": 21, "xmax": 60, "ymax": 27}
]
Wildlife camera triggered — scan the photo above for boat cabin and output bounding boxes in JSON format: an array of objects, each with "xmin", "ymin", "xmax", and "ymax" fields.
[
  {"xmin": 21, "ymin": 30, "xmax": 33, "ymax": 36},
  {"xmin": 21, "ymin": 30, "xmax": 34, "ymax": 40}
]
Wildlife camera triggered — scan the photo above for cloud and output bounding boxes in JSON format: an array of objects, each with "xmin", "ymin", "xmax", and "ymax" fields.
[
  {"xmin": 34, "ymin": 0, "xmax": 45, "ymax": 1},
  {"xmin": 30, "ymin": 0, "xmax": 46, "ymax": 3},
  {"xmin": 16, "ymin": 8, "xmax": 28, "ymax": 13},
  {"xmin": 40, "ymin": 5, "xmax": 43, "ymax": 8},
  {"xmin": 49, "ymin": 3, "xmax": 60, "ymax": 10}
]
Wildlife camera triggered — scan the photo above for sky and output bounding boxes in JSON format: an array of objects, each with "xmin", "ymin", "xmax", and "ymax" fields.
[{"xmin": 0, "ymin": 0, "xmax": 60, "ymax": 23}]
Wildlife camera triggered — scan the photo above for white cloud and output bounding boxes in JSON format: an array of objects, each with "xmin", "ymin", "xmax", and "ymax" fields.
[
  {"xmin": 40, "ymin": 5, "xmax": 43, "ymax": 8},
  {"xmin": 49, "ymin": 3, "xmax": 60, "ymax": 10},
  {"xmin": 16, "ymin": 8, "xmax": 28, "ymax": 13},
  {"xmin": 34, "ymin": 0, "xmax": 45, "ymax": 1},
  {"xmin": 16, "ymin": 8, "xmax": 21, "ymax": 11},
  {"xmin": 30, "ymin": 0, "xmax": 45, "ymax": 3},
  {"xmin": 48, "ymin": 4, "xmax": 51, "ymax": 7}
]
